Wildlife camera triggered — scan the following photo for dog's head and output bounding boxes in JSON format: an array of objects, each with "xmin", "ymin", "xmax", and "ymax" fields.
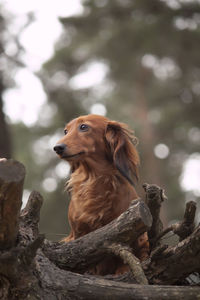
[{"xmin": 54, "ymin": 114, "xmax": 139, "ymax": 185}]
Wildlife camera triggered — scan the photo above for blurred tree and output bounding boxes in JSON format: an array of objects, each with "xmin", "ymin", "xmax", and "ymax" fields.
[
  {"xmin": 2, "ymin": 1, "xmax": 200, "ymax": 240},
  {"xmin": 0, "ymin": 7, "xmax": 34, "ymax": 159},
  {"xmin": 0, "ymin": 94, "xmax": 12, "ymax": 158},
  {"xmin": 40, "ymin": 0, "xmax": 200, "ymax": 226},
  {"xmin": 0, "ymin": 10, "xmax": 12, "ymax": 158},
  {"xmin": 0, "ymin": 5, "xmax": 73, "ymax": 240}
]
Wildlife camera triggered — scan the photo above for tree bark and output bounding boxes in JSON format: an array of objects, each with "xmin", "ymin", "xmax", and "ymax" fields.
[
  {"xmin": 43, "ymin": 198, "xmax": 152, "ymax": 274},
  {"xmin": 0, "ymin": 159, "xmax": 25, "ymax": 249},
  {"xmin": 143, "ymin": 183, "xmax": 165, "ymax": 248},
  {"xmin": 146, "ymin": 224, "xmax": 200, "ymax": 285},
  {"xmin": 1, "ymin": 159, "xmax": 200, "ymax": 299}
]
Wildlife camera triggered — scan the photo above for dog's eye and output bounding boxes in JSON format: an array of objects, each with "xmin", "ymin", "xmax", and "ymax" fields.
[
  {"xmin": 64, "ymin": 129, "xmax": 68, "ymax": 135},
  {"xmin": 79, "ymin": 124, "xmax": 89, "ymax": 132}
]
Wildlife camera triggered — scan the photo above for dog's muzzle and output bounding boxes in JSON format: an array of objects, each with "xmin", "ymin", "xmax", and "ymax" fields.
[{"xmin": 53, "ymin": 143, "xmax": 66, "ymax": 155}]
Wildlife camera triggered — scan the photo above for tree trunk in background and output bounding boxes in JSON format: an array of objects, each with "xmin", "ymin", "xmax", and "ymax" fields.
[
  {"xmin": 136, "ymin": 87, "xmax": 161, "ymax": 186},
  {"xmin": 0, "ymin": 83, "xmax": 12, "ymax": 158},
  {"xmin": 134, "ymin": 81, "xmax": 167, "ymax": 226}
]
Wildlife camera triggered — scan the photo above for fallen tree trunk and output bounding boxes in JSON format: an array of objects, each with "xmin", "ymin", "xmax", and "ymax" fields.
[
  {"xmin": 43, "ymin": 198, "xmax": 152, "ymax": 274},
  {"xmin": 36, "ymin": 252, "xmax": 200, "ymax": 300},
  {"xmin": 0, "ymin": 159, "xmax": 200, "ymax": 299}
]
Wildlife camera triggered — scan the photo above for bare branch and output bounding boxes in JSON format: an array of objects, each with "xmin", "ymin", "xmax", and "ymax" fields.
[
  {"xmin": 143, "ymin": 183, "xmax": 165, "ymax": 247},
  {"xmin": 108, "ymin": 243, "xmax": 148, "ymax": 284},
  {"xmin": 20, "ymin": 191, "xmax": 43, "ymax": 239},
  {"xmin": 43, "ymin": 199, "xmax": 152, "ymax": 273},
  {"xmin": 146, "ymin": 224, "xmax": 200, "ymax": 284},
  {"xmin": 1, "ymin": 161, "xmax": 200, "ymax": 298},
  {"xmin": 156, "ymin": 201, "xmax": 196, "ymax": 243}
]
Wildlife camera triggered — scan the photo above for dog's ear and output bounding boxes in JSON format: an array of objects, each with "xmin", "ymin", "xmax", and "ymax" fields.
[{"xmin": 105, "ymin": 121, "xmax": 139, "ymax": 186}]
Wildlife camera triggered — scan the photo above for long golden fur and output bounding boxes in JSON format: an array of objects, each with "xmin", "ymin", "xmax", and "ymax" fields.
[{"xmin": 54, "ymin": 114, "xmax": 149, "ymax": 274}]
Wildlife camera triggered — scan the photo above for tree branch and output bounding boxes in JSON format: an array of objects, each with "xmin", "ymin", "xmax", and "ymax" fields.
[
  {"xmin": 146, "ymin": 224, "xmax": 200, "ymax": 284},
  {"xmin": 143, "ymin": 183, "xmax": 166, "ymax": 248},
  {"xmin": 36, "ymin": 251, "xmax": 200, "ymax": 300},
  {"xmin": 156, "ymin": 201, "xmax": 196, "ymax": 243},
  {"xmin": 108, "ymin": 243, "xmax": 148, "ymax": 284},
  {"xmin": 1, "ymin": 160, "xmax": 200, "ymax": 299},
  {"xmin": 43, "ymin": 199, "xmax": 152, "ymax": 273},
  {"xmin": 20, "ymin": 190, "xmax": 43, "ymax": 239}
]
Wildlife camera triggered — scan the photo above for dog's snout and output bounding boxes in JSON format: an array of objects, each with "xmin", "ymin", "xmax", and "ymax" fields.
[{"xmin": 53, "ymin": 143, "xmax": 66, "ymax": 155}]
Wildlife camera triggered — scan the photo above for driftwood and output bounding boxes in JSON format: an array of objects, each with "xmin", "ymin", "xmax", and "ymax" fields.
[{"xmin": 0, "ymin": 159, "xmax": 200, "ymax": 299}]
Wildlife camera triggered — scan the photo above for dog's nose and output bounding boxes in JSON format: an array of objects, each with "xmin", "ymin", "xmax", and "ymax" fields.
[{"xmin": 53, "ymin": 143, "xmax": 66, "ymax": 155}]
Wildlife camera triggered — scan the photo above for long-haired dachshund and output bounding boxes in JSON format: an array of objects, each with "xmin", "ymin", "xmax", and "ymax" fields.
[{"xmin": 54, "ymin": 114, "xmax": 149, "ymax": 274}]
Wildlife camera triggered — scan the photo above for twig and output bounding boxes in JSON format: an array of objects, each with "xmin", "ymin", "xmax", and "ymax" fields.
[
  {"xmin": 155, "ymin": 201, "xmax": 196, "ymax": 243},
  {"xmin": 108, "ymin": 243, "xmax": 149, "ymax": 285}
]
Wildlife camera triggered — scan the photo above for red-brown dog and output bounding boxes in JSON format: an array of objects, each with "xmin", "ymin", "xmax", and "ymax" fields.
[{"xmin": 54, "ymin": 114, "xmax": 149, "ymax": 274}]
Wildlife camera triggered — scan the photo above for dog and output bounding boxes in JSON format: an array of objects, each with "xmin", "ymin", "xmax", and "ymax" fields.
[{"xmin": 54, "ymin": 114, "xmax": 149, "ymax": 274}]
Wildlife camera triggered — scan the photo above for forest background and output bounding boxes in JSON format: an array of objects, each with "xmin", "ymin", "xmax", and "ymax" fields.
[{"xmin": 0, "ymin": 0, "xmax": 200, "ymax": 241}]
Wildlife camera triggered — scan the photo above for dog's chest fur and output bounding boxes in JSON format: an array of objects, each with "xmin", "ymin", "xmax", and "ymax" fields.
[{"xmin": 67, "ymin": 168, "xmax": 137, "ymax": 238}]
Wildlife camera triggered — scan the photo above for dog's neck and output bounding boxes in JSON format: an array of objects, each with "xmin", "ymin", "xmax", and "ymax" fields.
[
  {"xmin": 67, "ymin": 157, "xmax": 137, "ymax": 204},
  {"xmin": 69, "ymin": 157, "xmax": 120, "ymax": 186}
]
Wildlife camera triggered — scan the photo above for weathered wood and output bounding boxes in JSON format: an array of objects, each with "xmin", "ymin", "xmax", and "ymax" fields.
[
  {"xmin": 20, "ymin": 190, "xmax": 43, "ymax": 239},
  {"xmin": 146, "ymin": 224, "xmax": 200, "ymax": 284},
  {"xmin": 5, "ymin": 248, "xmax": 198, "ymax": 300},
  {"xmin": 43, "ymin": 199, "xmax": 152, "ymax": 273},
  {"xmin": 1, "ymin": 160, "xmax": 200, "ymax": 299},
  {"xmin": 108, "ymin": 243, "xmax": 148, "ymax": 284},
  {"xmin": 156, "ymin": 201, "xmax": 196, "ymax": 243},
  {"xmin": 32, "ymin": 251, "xmax": 200, "ymax": 300},
  {"xmin": 0, "ymin": 159, "xmax": 25, "ymax": 249},
  {"xmin": 143, "ymin": 183, "xmax": 165, "ymax": 248},
  {"xmin": 0, "ymin": 277, "xmax": 10, "ymax": 299},
  {"xmin": 0, "ymin": 188, "xmax": 44, "ymax": 299}
]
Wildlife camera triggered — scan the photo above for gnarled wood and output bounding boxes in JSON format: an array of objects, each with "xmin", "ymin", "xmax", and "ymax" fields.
[
  {"xmin": 108, "ymin": 243, "xmax": 148, "ymax": 284},
  {"xmin": 143, "ymin": 183, "xmax": 165, "ymax": 248},
  {"xmin": 155, "ymin": 200, "xmax": 196, "ymax": 243},
  {"xmin": 43, "ymin": 199, "xmax": 152, "ymax": 273},
  {"xmin": 146, "ymin": 224, "xmax": 200, "ymax": 285},
  {"xmin": 1, "ymin": 160, "xmax": 200, "ymax": 299},
  {"xmin": 20, "ymin": 190, "xmax": 43, "ymax": 240},
  {"xmin": 35, "ymin": 251, "xmax": 200, "ymax": 300},
  {"xmin": 0, "ymin": 159, "xmax": 25, "ymax": 249}
]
